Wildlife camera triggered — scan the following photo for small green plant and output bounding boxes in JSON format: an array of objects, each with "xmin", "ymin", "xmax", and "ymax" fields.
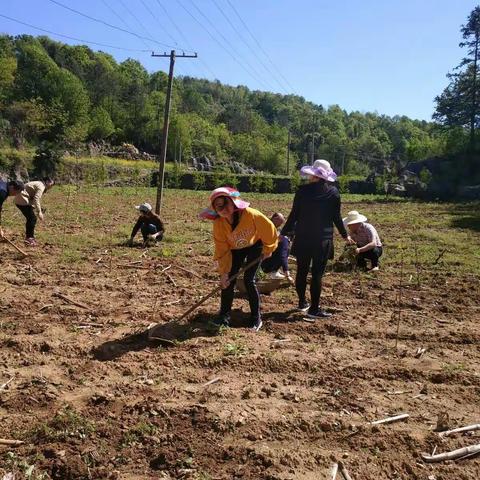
[
  {"xmin": 29, "ymin": 405, "xmax": 95, "ymax": 442},
  {"xmin": 442, "ymin": 362, "xmax": 466, "ymax": 374},
  {"xmin": 223, "ymin": 341, "xmax": 247, "ymax": 357},
  {"xmin": 4, "ymin": 452, "xmax": 50, "ymax": 480},
  {"xmin": 121, "ymin": 421, "xmax": 157, "ymax": 447}
]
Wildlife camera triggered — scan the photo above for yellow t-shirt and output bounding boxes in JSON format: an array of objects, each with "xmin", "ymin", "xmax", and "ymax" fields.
[{"xmin": 213, "ymin": 207, "xmax": 278, "ymax": 274}]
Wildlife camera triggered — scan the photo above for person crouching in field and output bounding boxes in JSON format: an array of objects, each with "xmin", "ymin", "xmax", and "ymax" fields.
[
  {"xmin": 200, "ymin": 187, "xmax": 278, "ymax": 332},
  {"xmin": 14, "ymin": 177, "xmax": 55, "ymax": 246},
  {"xmin": 343, "ymin": 210, "xmax": 383, "ymax": 271},
  {"xmin": 0, "ymin": 179, "xmax": 24, "ymax": 239},
  {"xmin": 128, "ymin": 202, "xmax": 165, "ymax": 247},
  {"xmin": 261, "ymin": 212, "xmax": 293, "ymax": 282}
]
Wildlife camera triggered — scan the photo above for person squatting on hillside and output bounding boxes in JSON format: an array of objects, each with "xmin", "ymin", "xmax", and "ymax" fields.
[
  {"xmin": 282, "ymin": 160, "xmax": 353, "ymax": 319},
  {"xmin": 343, "ymin": 210, "xmax": 383, "ymax": 271},
  {"xmin": 261, "ymin": 212, "xmax": 293, "ymax": 282},
  {"xmin": 200, "ymin": 187, "xmax": 278, "ymax": 332},
  {"xmin": 14, "ymin": 177, "xmax": 55, "ymax": 246},
  {"xmin": 0, "ymin": 179, "xmax": 25, "ymax": 239},
  {"xmin": 128, "ymin": 202, "xmax": 165, "ymax": 247}
]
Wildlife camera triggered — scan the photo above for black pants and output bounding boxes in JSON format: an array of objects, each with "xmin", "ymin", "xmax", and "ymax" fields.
[
  {"xmin": 16, "ymin": 204, "xmax": 37, "ymax": 238},
  {"xmin": 357, "ymin": 246, "xmax": 383, "ymax": 269},
  {"xmin": 220, "ymin": 241, "xmax": 263, "ymax": 320},
  {"xmin": 295, "ymin": 240, "xmax": 332, "ymax": 312}
]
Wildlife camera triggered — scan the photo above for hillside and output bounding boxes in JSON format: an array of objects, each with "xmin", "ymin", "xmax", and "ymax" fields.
[{"xmin": 0, "ymin": 34, "xmax": 446, "ymax": 174}]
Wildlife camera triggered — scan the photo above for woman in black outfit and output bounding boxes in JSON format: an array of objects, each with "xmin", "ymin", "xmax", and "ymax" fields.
[{"xmin": 282, "ymin": 160, "xmax": 353, "ymax": 319}]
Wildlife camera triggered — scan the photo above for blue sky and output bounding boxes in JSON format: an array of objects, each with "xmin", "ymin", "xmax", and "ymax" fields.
[{"xmin": 1, "ymin": 0, "xmax": 479, "ymax": 120}]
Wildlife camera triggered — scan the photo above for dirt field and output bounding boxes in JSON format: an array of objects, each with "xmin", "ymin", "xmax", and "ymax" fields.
[{"xmin": 1, "ymin": 187, "xmax": 479, "ymax": 480}]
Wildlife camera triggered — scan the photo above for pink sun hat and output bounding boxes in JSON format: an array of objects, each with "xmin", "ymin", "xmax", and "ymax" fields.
[
  {"xmin": 300, "ymin": 159, "xmax": 337, "ymax": 182},
  {"xmin": 199, "ymin": 187, "xmax": 250, "ymax": 220}
]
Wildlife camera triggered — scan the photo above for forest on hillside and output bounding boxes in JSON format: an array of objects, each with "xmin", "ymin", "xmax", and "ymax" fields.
[{"xmin": 0, "ymin": 34, "xmax": 466, "ymax": 175}]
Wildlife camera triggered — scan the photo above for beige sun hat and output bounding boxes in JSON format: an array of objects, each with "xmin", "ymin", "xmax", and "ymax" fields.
[{"xmin": 343, "ymin": 210, "xmax": 367, "ymax": 226}]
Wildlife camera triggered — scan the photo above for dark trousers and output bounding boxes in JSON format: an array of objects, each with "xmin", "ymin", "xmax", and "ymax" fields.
[
  {"xmin": 357, "ymin": 246, "xmax": 383, "ymax": 269},
  {"xmin": 220, "ymin": 241, "xmax": 263, "ymax": 320},
  {"xmin": 16, "ymin": 204, "xmax": 37, "ymax": 238},
  {"xmin": 140, "ymin": 223, "xmax": 163, "ymax": 242},
  {"xmin": 261, "ymin": 256, "xmax": 280, "ymax": 273},
  {"xmin": 295, "ymin": 240, "xmax": 332, "ymax": 312}
]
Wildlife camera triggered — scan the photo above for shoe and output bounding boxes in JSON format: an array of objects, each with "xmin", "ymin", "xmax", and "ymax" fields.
[
  {"xmin": 213, "ymin": 313, "xmax": 230, "ymax": 327},
  {"xmin": 268, "ymin": 271, "xmax": 285, "ymax": 280},
  {"xmin": 296, "ymin": 301, "xmax": 310, "ymax": 312},
  {"xmin": 25, "ymin": 237, "xmax": 37, "ymax": 246},
  {"xmin": 371, "ymin": 266, "xmax": 380, "ymax": 272},
  {"xmin": 251, "ymin": 317, "xmax": 263, "ymax": 332},
  {"xmin": 306, "ymin": 308, "xmax": 333, "ymax": 319}
]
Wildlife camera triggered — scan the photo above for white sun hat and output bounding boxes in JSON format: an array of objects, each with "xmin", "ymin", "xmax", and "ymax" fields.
[
  {"xmin": 135, "ymin": 202, "xmax": 152, "ymax": 213},
  {"xmin": 343, "ymin": 210, "xmax": 367, "ymax": 226},
  {"xmin": 300, "ymin": 159, "xmax": 337, "ymax": 182}
]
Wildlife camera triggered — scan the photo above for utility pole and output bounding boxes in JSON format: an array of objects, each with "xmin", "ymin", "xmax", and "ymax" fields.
[
  {"xmin": 286, "ymin": 129, "xmax": 291, "ymax": 175},
  {"xmin": 152, "ymin": 50, "xmax": 197, "ymax": 214}
]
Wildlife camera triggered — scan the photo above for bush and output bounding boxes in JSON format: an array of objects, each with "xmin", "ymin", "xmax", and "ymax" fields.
[
  {"xmin": 337, "ymin": 176, "xmax": 350, "ymax": 194},
  {"xmin": 32, "ymin": 141, "xmax": 63, "ymax": 177},
  {"xmin": 212, "ymin": 170, "xmax": 238, "ymax": 188},
  {"xmin": 289, "ymin": 171, "xmax": 301, "ymax": 192},
  {"xmin": 165, "ymin": 162, "xmax": 183, "ymax": 188},
  {"xmin": 248, "ymin": 175, "xmax": 274, "ymax": 193},
  {"xmin": 192, "ymin": 171, "xmax": 207, "ymax": 190}
]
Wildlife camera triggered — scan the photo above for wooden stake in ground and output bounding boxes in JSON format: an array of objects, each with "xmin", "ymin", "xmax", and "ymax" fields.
[
  {"xmin": 394, "ymin": 248, "xmax": 404, "ymax": 350},
  {"xmin": 1, "ymin": 234, "xmax": 28, "ymax": 257}
]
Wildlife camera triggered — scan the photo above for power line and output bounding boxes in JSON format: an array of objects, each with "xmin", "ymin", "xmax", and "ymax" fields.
[
  {"xmin": 101, "ymin": 0, "xmax": 151, "ymax": 50},
  {"xmin": 225, "ymin": 0, "xmax": 296, "ymax": 95},
  {"xmin": 0, "ymin": 12, "xmax": 150, "ymax": 52},
  {"xmin": 176, "ymin": 0, "xmax": 272, "ymax": 91},
  {"xmin": 154, "ymin": 0, "xmax": 218, "ymax": 79},
  {"xmin": 187, "ymin": 0, "xmax": 275, "ymax": 91},
  {"xmin": 209, "ymin": 0, "xmax": 290, "ymax": 95},
  {"xmin": 45, "ymin": 0, "xmax": 193, "ymax": 53},
  {"xmin": 138, "ymin": 0, "xmax": 178, "ymax": 47}
]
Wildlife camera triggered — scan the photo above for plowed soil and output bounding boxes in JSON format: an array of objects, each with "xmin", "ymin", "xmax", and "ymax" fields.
[{"xmin": 1, "ymin": 188, "xmax": 479, "ymax": 479}]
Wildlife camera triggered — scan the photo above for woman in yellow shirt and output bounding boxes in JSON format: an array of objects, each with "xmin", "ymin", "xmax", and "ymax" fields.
[{"xmin": 201, "ymin": 187, "xmax": 278, "ymax": 332}]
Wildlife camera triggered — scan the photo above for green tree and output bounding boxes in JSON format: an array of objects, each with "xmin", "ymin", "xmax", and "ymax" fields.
[
  {"xmin": 89, "ymin": 106, "xmax": 115, "ymax": 140},
  {"xmin": 434, "ymin": 6, "xmax": 480, "ymax": 151}
]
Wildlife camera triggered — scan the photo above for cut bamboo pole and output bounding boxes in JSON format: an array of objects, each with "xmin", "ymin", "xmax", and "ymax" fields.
[
  {"xmin": 330, "ymin": 462, "xmax": 338, "ymax": 479},
  {"xmin": 421, "ymin": 443, "xmax": 480, "ymax": 463},
  {"xmin": 370, "ymin": 413, "xmax": 409, "ymax": 425},
  {"xmin": 0, "ymin": 438, "xmax": 24, "ymax": 446},
  {"xmin": 338, "ymin": 461, "xmax": 354, "ymax": 480},
  {"xmin": 439, "ymin": 424, "xmax": 480, "ymax": 437}
]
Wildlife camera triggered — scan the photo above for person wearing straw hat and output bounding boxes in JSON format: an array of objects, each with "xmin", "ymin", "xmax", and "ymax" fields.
[
  {"xmin": 200, "ymin": 187, "xmax": 278, "ymax": 332},
  {"xmin": 343, "ymin": 210, "xmax": 382, "ymax": 271},
  {"xmin": 282, "ymin": 160, "xmax": 353, "ymax": 319},
  {"xmin": 127, "ymin": 202, "xmax": 165, "ymax": 247}
]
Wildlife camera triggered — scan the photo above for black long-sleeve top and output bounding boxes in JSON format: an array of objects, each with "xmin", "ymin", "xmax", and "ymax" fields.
[
  {"xmin": 131, "ymin": 212, "xmax": 165, "ymax": 238},
  {"xmin": 281, "ymin": 181, "xmax": 348, "ymax": 245}
]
